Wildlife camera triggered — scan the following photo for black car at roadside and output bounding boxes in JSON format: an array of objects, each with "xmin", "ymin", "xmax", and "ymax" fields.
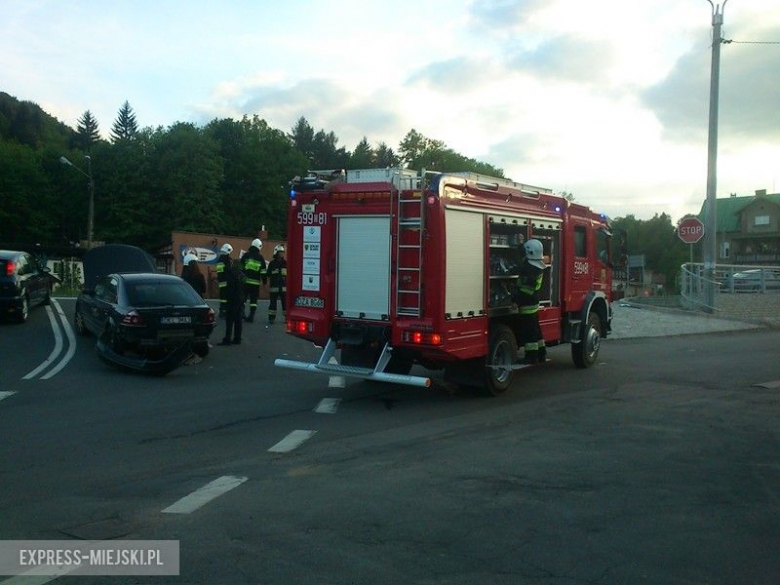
[
  {"xmin": 74, "ymin": 272, "xmax": 215, "ymax": 357},
  {"xmin": 73, "ymin": 244, "xmax": 215, "ymax": 376},
  {"xmin": 0, "ymin": 249, "xmax": 52, "ymax": 323}
]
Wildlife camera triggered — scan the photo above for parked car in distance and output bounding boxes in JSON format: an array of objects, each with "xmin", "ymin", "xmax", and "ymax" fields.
[
  {"xmin": 0, "ymin": 249, "xmax": 52, "ymax": 322},
  {"xmin": 75, "ymin": 273, "xmax": 215, "ymax": 357},
  {"xmin": 721, "ymin": 268, "xmax": 780, "ymax": 293}
]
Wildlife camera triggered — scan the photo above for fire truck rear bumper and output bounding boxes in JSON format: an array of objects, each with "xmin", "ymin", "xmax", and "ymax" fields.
[{"xmin": 274, "ymin": 339, "xmax": 431, "ymax": 388}]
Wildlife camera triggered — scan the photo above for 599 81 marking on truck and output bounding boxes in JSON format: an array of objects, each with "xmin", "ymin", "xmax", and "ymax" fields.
[{"xmin": 275, "ymin": 168, "xmax": 626, "ymax": 395}]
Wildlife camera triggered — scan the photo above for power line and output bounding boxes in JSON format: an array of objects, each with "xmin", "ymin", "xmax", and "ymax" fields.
[{"xmin": 723, "ymin": 39, "xmax": 780, "ymax": 45}]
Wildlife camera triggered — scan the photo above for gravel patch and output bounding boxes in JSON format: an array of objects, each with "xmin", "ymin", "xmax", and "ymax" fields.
[{"xmin": 608, "ymin": 302, "xmax": 762, "ymax": 339}]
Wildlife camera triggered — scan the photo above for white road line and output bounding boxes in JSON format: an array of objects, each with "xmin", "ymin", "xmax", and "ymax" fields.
[
  {"xmin": 0, "ymin": 567, "xmax": 79, "ymax": 584},
  {"xmin": 22, "ymin": 306, "xmax": 64, "ymax": 380},
  {"xmin": 314, "ymin": 398, "xmax": 341, "ymax": 414},
  {"xmin": 40, "ymin": 299, "xmax": 77, "ymax": 380},
  {"xmin": 0, "ymin": 391, "xmax": 16, "ymax": 402},
  {"xmin": 268, "ymin": 430, "xmax": 317, "ymax": 453},
  {"xmin": 162, "ymin": 475, "xmax": 248, "ymax": 515},
  {"xmin": 327, "ymin": 356, "xmax": 345, "ymax": 389},
  {"xmin": 755, "ymin": 380, "xmax": 780, "ymax": 389}
]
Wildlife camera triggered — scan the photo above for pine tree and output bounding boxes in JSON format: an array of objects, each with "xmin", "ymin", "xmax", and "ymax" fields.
[
  {"xmin": 76, "ymin": 110, "xmax": 100, "ymax": 151},
  {"xmin": 110, "ymin": 101, "xmax": 138, "ymax": 142}
]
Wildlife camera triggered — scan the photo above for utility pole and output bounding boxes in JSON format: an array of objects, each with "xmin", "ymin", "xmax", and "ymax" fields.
[
  {"xmin": 702, "ymin": 0, "xmax": 728, "ymax": 312},
  {"xmin": 85, "ymin": 155, "xmax": 94, "ymax": 250}
]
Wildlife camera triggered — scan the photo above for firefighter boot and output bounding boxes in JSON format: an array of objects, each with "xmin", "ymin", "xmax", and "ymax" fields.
[{"xmin": 245, "ymin": 308, "xmax": 255, "ymax": 323}]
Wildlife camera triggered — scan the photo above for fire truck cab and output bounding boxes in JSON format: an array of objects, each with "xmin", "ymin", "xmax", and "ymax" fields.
[{"xmin": 275, "ymin": 168, "xmax": 616, "ymax": 395}]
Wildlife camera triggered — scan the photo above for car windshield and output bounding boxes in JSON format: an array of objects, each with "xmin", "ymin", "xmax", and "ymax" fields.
[{"xmin": 124, "ymin": 280, "xmax": 202, "ymax": 307}]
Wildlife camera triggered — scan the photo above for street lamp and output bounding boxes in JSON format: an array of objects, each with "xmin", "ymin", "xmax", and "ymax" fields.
[{"xmin": 60, "ymin": 155, "xmax": 95, "ymax": 249}]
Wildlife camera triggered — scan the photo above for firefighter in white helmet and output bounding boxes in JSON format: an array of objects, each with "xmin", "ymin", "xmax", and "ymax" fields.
[
  {"xmin": 181, "ymin": 253, "xmax": 206, "ymax": 297},
  {"xmin": 512, "ymin": 238, "xmax": 548, "ymax": 364},
  {"xmin": 216, "ymin": 243, "xmax": 234, "ymax": 318},
  {"xmin": 266, "ymin": 244, "xmax": 287, "ymax": 325},
  {"xmin": 240, "ymin": 238, "xmax": 267, "ymax": 323}
]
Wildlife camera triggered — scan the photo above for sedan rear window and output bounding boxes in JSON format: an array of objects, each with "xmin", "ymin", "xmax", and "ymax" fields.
[{"xmin": 125, "ymin": 281, "xmax": 202, "ymax": 307}]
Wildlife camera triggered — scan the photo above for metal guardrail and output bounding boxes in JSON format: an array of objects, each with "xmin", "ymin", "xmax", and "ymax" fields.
[{"xmin": 681, "ymin": 263, "xmax": 780, "ymax": 312}]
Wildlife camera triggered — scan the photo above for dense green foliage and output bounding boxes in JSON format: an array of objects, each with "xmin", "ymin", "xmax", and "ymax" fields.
[
  {"xmin": 611, "ymin": 213, "xmax": 691, "ymax": 292},
  {"xmin": 1, "ymin": 92, "xmax": 520, "ymax": 251}
]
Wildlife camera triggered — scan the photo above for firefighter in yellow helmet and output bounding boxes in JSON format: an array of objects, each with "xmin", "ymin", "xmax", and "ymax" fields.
[
  {"xmin": 513, "ymin": 239, "xmax": 548, "ymax": 364},
  {"xmin": 266, "ymin": 244, "xmax": 287, "ymax": 325}
]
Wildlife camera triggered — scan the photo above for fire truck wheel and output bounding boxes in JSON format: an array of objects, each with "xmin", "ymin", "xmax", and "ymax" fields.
[
  {"xmin": 484, "ymin": 325, "xmax": 518, "ymax": 396},
  {"xmin": 572, "ymin": 312, "xmax": 601, "ymax": 368}
]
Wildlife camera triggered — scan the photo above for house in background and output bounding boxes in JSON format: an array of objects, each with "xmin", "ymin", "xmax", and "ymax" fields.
[{"xmin": 700, "ymin": 189, "xmax": 780, "ymax": 265}]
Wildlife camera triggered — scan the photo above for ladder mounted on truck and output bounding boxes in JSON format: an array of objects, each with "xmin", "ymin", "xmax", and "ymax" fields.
[{"xmin": 392, "ymin": 169, "xmax": 426, "ymax": 318}]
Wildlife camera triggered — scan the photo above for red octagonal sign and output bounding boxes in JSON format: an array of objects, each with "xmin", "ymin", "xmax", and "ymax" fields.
[{"xmin": 678, "ymin": 216, "xmax": 704, "ymax": 244}]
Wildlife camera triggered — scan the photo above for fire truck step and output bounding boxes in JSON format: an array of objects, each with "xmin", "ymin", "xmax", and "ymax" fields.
[{"xmin": 317, "ymin": 364, "xmax": 373, "ymax": 376}]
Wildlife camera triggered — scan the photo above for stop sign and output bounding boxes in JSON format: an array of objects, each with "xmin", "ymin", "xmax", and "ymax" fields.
[{"xmin": 678, "ymin": 216, "xmax": 704, "ymax": 244}]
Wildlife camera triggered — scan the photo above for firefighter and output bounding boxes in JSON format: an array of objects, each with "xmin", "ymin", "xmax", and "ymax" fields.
[
  {"xmin": 218, "ymin": 258, "xmax": 245, "ymax": 346},
  {"xmin": 266, "ymin": 244, "xmax": 287, "ymax": 325},
  {"xmin": 181, "ymin": 253, "xmax": 206, "ymax": 297},
  {"xmin": 216, "ymin": 243, "xmax": 233, "ymax": 318},
  {"xmin": 513, "ymin": 239, "xmax": 548, "ymax": 364},
  {"xmin": 241, "ymin": 238, "xmax": 267, "ymax": 323}
]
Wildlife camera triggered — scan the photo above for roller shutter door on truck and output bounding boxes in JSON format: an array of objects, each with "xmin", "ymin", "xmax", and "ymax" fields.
[{"xmin": 336, "ymin": 216, "xmax": 391, "ymax": 320}]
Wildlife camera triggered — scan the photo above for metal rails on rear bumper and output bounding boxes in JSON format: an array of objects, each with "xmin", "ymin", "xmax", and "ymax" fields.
[{"xmin": 275, "ymin": 339, "xmax": 431, "ymax": 388}]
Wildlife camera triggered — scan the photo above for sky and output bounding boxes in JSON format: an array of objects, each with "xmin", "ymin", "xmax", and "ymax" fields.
[{"xmin": 2, "ymin": 0, "xmax": 779, "ymax": 222}]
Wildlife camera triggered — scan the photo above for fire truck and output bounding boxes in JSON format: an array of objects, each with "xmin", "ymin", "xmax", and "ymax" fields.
[{"xmin": 274, "ymin": 168, "xmax": 622, "ymax": 395}]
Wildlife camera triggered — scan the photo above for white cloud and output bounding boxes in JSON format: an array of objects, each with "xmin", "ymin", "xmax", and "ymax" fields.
[{"xmin": 1, "ymin": 0, "xmax": 778, "ymax": 222}]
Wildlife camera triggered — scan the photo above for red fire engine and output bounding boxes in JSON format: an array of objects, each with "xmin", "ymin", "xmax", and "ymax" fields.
[{"xmin": 275, "ymin": 168, "xmax": 621, "ymax": 395}]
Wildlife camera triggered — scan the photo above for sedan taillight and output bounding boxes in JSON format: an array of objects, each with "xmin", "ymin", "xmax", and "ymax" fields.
[
  {"xmin": 5, "ymin": 261, "xmax": 14, "ymax": 276},
  {"xmin": 204, "ymin": 308, "xmax": 216, "ymax": 324},
  {"xmin": 121, "ymin": 311, "xmax": 145, "ymax": 327}
]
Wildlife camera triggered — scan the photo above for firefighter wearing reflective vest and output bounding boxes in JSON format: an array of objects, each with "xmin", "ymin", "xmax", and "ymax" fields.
[
  {"xmin": 513, "ymin": 239, "xmax": 548, "ymax": 364},
  {"xmin": 266, "ymin": 244, "xmax": 287, "ymax": 325},
  {"xmin": 216, "ymin": 243, "xmax": 233, "ymax": 318},
  {"xmin": 241, "ymin": 238, "xmax": 267, "ymax": 323}
]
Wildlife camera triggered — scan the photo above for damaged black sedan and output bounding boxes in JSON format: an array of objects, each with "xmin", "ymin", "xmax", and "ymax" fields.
[{"xmin": 74, "ymin": 244, "xmax": 215, "ymax": 374}]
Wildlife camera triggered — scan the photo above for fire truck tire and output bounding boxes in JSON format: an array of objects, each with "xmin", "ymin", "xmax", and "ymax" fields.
[
  {"xmin": 483, "ymin": 325, "xmax": 518, "ymax": 396},
  {"xmin": 572, "ymin": 312, "xmax": 601, "ymax": 368}
]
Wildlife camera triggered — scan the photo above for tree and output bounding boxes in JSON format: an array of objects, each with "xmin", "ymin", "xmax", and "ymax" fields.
[
  {"xmin": 110, "ymin": 101, "xmax": 139, "ymax": 142},
  {"xmin": 208, "ymin": 116, "xmax": 308, "ymax": 238},
  {"xmin": 611, "ymin": 213, "xmax": 689, "ymax": 292},
  {"xmin": 0, "ymin": 140, "xmax": 57, "ymax": 242},
  {"xmin": 397, "ymin": 129, "xmax": 504, "ymax": 176},
  {"xmin": 75, "ymin": 110, "xmax": 100, "ymax": 151},
  {"xmin": 289, "ymin": 116, "xmax": 314, "ymax": 161},
  {"xmin": 311, "ymin": 129, "xmax": 348, "ymax": 169},
  {"xmin": 375, "ymin": 142, "xmax": 399, "ymax": 167},
  {"xmin": 347, "ymin": 137, "xmax": 375, "ymax": 169}
]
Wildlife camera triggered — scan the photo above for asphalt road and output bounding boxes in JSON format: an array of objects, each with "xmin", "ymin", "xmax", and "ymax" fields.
[{"xmin": 1, "ymin": 299, "xmax": 779, "ymax": 584}]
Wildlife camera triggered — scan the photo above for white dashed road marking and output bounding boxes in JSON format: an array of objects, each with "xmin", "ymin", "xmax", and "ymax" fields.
[
  {"xmin": 314, "ymin": 398, "xmax": 341, "ymax": 414},
  {"xmin": 268, "ymin": 430, "xmax": 317, "ymax": 453},
  {"xmin": 162, "ymin": 475, "xmax": 248, "ymax": 515},
  {"xmin": 0, "ymin": 567, "xmax": 79, "ymax": 584},
  {"xmin": 754, "ymin": 380, "xmax": 780, "ymax": 389},
  {"xmin": 0, "ymin": 392, "xmax": 16, "ymax": 402},
  {"xmin": 327, "ymin": 356, "xmax": 345, "ymax": 389}
]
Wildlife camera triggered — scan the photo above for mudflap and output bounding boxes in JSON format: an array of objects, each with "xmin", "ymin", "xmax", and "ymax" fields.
[{"xmin": 96, "ymin": 336, "xmax": 194, "ymax": 376}]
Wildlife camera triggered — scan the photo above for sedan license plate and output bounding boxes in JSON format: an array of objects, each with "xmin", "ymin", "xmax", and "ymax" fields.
[
  {"xmin": 161, "ymin": 316, "xmax": 192, "ymax": 324},
  {"xmin": 295, "ymin": 296, "xmax": 324, "ymax": 309}
]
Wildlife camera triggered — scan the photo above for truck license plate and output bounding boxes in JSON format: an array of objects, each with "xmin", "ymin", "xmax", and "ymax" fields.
[
  {"xmin": 161, "ymin": 316, "xmax": 191, "ymax": 324},
  {"xmin": 295, "ymin": 296, "xmax": 325, "ymax": 309}
]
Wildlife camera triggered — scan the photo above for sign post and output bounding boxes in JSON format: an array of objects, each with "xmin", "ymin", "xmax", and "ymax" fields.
[{"xmin": 678, "ymin": 216, "xmax": 705, "ymax": 268}]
